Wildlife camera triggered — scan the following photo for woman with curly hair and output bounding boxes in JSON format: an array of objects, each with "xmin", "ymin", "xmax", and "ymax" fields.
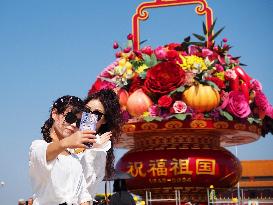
[
  {"xmin": 80, "ymin": 89, "xmax": 124, "ymax": 199},
  {"xmin": 29, "ymin": 95, "xmax": 96, "ymax": 205}
]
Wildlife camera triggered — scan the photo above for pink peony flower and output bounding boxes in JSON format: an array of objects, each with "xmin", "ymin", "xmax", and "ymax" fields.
[
  {"xmin": 250, "ymin": 79, "xmax": 263, "ymax": 91},
  {"xmin": 221, "ymin": 91, "xmax": 251, "ymax": 118},
  {"xmin": 154, "ymin": 46, "xmax": 166, "ymax": 60},
  {"xmin": 172, "ymin": 101, "xmax": 187, "ymax": 113}
]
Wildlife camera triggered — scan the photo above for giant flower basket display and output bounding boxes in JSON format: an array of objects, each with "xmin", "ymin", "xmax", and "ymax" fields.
[{"xmin": 89, "ymin": 0, "xmax": 273, "ymax": 203}]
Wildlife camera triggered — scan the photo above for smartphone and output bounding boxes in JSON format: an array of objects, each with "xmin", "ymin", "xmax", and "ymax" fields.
[{"xmin": 79, "ymin": 112, "xmax": 98, "ymax": 148}]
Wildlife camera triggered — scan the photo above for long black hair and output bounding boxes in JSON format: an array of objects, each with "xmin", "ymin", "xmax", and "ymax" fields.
[
  {"xmin": 84, "ymin": 89, "xmax": 123, "ymax": 179},
  {"xmin": 41, "ymin": 95, "xmax": 84, "ymax": 142}
]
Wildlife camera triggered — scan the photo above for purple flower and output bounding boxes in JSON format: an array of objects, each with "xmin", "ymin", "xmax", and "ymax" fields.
[{"xmin": 148, "ymin": 105, "xmax": 160, "ymax": 117}]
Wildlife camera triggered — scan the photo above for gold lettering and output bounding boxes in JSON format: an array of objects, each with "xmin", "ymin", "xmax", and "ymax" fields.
[
  {"xmin": 147, "ymin": 159, "xmax": 168, "ymax": 177},
  {"xmin": 170, "ymin": 158, "xmax": 193, "ymax": 175},
  {"xmin": 127, "ymin": 162, "xmax": 147, "ymax": 177},
  {"xmin": 196, "ymin": 159, "xmax": 215, "ymax": 175}
]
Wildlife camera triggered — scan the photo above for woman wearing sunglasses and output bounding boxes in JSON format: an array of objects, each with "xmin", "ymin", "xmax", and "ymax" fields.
[
  {"xmin": 29, "ymin": 95, "xmax": 96, "ymax": 205},
  {"xmin": 80, "ymin": 89, "xmax": 123, "ymax": 199}
]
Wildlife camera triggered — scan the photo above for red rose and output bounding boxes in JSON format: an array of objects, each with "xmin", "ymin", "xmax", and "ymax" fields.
[
  {"xmin": 158, "ymin": 95, "xmax": 173, "ymax": 108},
  {"xmin": 206, "ymin": 77, "xmax": 226, "ymax": 89},
  {"xmin": 166, "ymin": 50, "xmax": 178, "ymax": 60},
  {"xmin": 143, "ymin": 62, "xmax": 185, "ymax": 95},
  {"xmin": 88, "ymin": 78, "xmax": 116, "ymax": 95}
]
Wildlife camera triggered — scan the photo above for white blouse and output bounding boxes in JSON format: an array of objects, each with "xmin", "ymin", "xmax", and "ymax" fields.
[
  {"xmin": 80, "ymin": 149, "xmax": 107, "ymax": 198},
  {"xmin": 29, "ymin": 140, "xmax": 92, "ymax": 205}
]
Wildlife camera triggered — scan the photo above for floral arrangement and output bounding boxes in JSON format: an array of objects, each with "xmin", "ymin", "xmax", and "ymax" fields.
[{"xmin": 89, "ymin": 22, "xmax": 273, "ymax": 136}]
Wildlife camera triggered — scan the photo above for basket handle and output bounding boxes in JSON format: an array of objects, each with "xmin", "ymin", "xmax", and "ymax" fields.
[{"xmin": 132, "ymin": 0, "xmax": 214, "ymax": 50}]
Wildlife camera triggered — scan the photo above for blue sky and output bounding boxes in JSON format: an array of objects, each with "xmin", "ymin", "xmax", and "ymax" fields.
[{"xmin": 0, "ymin": 0, "xmax": 273, "ymax": 204}]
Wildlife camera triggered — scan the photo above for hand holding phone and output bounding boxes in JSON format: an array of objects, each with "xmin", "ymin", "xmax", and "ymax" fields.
[{"xmin": 79, "ymin": 112, "xmax": 98, "ymax": 148}]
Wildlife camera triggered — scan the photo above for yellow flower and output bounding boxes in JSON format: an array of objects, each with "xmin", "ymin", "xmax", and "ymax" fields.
[
  {"xmin": 142, "ymin": 111, "xmax": 150, "ymax": 117},
  {"xmin": 118, "ymin": 58, "xmax": 127, "ymax": 67},
  {"xmin": 124, "ymin": 61, "xmax": 132, "ymax": 70},
  {"xmin": 179, "ymin": 55, "xmax": 207, "ymax": 71},
  {"xmin": 136, "ymin": 64, "xmax": 148, "ymax": 74},
  {"xmin": 214, "ymin": 72, "xmax": 225, "ymax": 81}
]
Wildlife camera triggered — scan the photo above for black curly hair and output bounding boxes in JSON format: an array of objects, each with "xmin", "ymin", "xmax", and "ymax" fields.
[
  {"xmin": 84, "ymin": 89, "xmax": 124, "ymax": 179},
  {"xmin": 41, "ymin": 95, "xmax": 84, "ymax": 143}
]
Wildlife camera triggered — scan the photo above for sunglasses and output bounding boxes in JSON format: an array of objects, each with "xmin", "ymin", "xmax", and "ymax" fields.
[
  {"xmin": 64, "ymin": 112, "xmax": 81, "ymax": 128},
  {"xmin": 84, "ymin": 107, "xmax": 105, "ymax": 121}
]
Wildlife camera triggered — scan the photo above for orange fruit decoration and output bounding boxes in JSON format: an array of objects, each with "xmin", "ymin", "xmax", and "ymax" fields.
[
  {"xmin": 182, "ymin": 83, "xmax": 220, "ymax": 112},
  {"xmin": 126, "ymin": 89, "xmax": 153, "ymax": 117}
]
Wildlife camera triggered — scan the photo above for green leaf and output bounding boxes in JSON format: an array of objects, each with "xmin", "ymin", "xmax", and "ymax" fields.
[
  {"xmin": 154, "ymin": 116, "xmax": 163, "ymax": 121},
  {"xmin": 181, "ymin": 42, "xmax": 189, "ymax": 51},
  {"xmin": 190, "ymin": 42, "xmax": 205, "ymax": 47},
  {"xmin": 184, "ymin": 36, "xmax": 191, "ymax": 42},
  {"xmin": 219, "ymin": 109, "xmax": 233, "ymax": 121},
  {"xmin": 247, "ymin": 117, "xmax": 262, "ymax": 125},
  {"xmin": 140, "ymin": 40, "xmax": 148, "ymax": 45},
  {"xmin": 143, "ymin": 116, "xmax": 162, "ymax": 122},
  {"xmin": 202, "ymin": 21, "xmax": 207, "ymax": 35},
  {"xmin": 142, "ymin": 53, "xmax": 152, "ymax": 67},
  {"xmin": 174, "ymin": 113, "xmax": 187, "ymax": 121},
  {"xmin": 205, "ymin": 81, "xmax": 220, "ymax": 91},
  {"xmin": 150, "ymin": 53, "xmax": 158, "ymax": 67},
  {"xmin": 210, "ymin": 27, "xmax": 225, "ymax": 41},
  {"xmin": 232, "ymin": 56, "xmax": 241, "ymax": 60},
  {"xmin": 193, "ymin": 33, "xmax": 206, "ymax": 41},
  {"xmin": 208, "ymin": 18, "xmax": 217, "ymax": 36},
  {"xmin": 143, "ymin": 116, "xmax": 155, "ymax": 122},
  {"xmin": 169, "ymin": 86, "xmax": 185, "ymax": 96}
]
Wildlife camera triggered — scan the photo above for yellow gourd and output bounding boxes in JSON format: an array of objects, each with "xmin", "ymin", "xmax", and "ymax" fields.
[{"xmin": 182, "ymin": 84, "xmax": 220, "ymax": 112}]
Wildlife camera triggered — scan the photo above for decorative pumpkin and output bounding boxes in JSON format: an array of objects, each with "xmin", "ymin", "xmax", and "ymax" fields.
[
  {"xmin": 182, "ymin": 84, "xmax": 220, "ymax": 112},
  {"xmin": 118, "ymin": 88, "xmax": 129, "ymax": 109},
  {"xmin": 126, "ymin": 89, "xmax": 153, "ymax": 117}
]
